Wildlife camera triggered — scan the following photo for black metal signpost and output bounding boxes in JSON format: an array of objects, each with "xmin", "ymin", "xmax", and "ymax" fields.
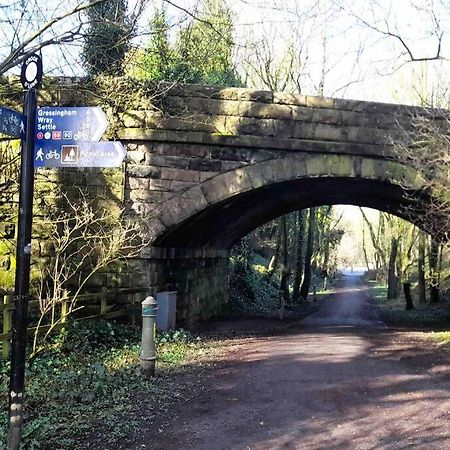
[
  {"xmin": 7, "ymin": 54, "xmax": 41, "ymax": 450},
  {"xmin": 5, "ymin": 53, "xmax": 125, "ymax": 449}
]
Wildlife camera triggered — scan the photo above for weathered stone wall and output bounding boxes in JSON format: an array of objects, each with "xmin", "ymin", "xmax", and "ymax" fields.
[
  {"xmin": 116, "ymin": 83, "xmax": 440, "ymax": 237},
  {"xmin": 0, "ymin": 79, "xmax": 444, "ymax": 325},
  {"xmin": 124, "ymin": 248, "xmax": 230, "ymax": 325}
]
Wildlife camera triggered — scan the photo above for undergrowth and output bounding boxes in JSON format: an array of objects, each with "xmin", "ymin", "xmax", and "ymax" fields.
[
  {"xmin": 228, "ymin": 252, "xmax": 280, "ymax": 314},
  {"xmin": 228, "ymin": 255, "xmax": 331, "ymax": 315},
  {"xmin": 0, "ymin": 321, "xmax": 205, "ymax": 449},
  {"xmin": 368, "ymin": 280, "xmax": 450, "ymax": 328}
]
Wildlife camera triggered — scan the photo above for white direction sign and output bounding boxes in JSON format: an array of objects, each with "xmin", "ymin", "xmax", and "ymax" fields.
[{"xmin": 33, "ymin": 106, "xmax": 126, "ymax": 168}]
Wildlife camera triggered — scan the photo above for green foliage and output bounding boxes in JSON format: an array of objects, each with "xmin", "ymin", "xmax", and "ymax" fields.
[
  {"xmin": 229, "ymin": 241, "xmax": 279, "ymax": 314},
  {"xmin": 0, "ymin": 139, "xmax": 20, "ymax": 292},
  {"xmin": 131, "ymin": 8, "xmax": 174, "ymax": 81},
  {"xmin": 133, "ymin": 0, "xmax": 242, "ymax": 87},
  {"xmin": 368, "ymin": 281, "xmax": 450, "ymax": 327},
  {"xmin": 0, "ymin": 320, "xmax": 202, "ymax": 449},
  {"xmin": 429, "ymin": 331, "xmax": 450, "ymax": 347},
  {"xmin": 82, "ymin": 0, "xmax": 131, "ymax": 76},
  {"xmin": 0, "ymin": 241, "xmax": 14, "ymax": 291},
  {"xmin": 157, "ymin": 329, "xmax": 200, "ymax": 364}
]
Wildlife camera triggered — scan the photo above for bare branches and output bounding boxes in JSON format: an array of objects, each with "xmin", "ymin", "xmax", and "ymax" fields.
[
  {"xmin": 392, "ymin": 111, "xmax": 450, "ymax": 241},
  {"xmin": 341, "ymin": 0, "xmax": 448, "ymax": 69},
  {"xmin": 31, "ymin": 190, "xmax": 150, "ymax": 355},
  {"xmin": 353, "ymin": 12, "xmax": 444, "ymax": 63},
  {"xmin": 0, "ymin": 0, "xmax": 109, "ymax": 75}
]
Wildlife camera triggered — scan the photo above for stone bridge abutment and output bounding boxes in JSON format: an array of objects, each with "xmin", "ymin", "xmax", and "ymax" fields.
[
  {"xmin": 3, "ymin": 80, "xmax": 441, "ymax": 325},
  {"xmin": 109, "ymin": 83, "xmax": 442, "ymax": 324}
]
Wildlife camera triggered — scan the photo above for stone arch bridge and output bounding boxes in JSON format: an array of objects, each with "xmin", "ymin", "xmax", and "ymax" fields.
[{"xmin": 55, "ymin": 83, "xmax": 446, "ymax": 323}]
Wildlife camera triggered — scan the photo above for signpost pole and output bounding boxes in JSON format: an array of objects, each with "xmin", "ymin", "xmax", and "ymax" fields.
[{"xmin": 7, "ymin": 87, "xmax": 37, "ymax": 450}]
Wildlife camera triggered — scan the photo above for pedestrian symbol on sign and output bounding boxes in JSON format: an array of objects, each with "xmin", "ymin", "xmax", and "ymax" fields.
[
  {"xmin": 61, "ymin": 145, "xmax": 79, "ymax": 164},
  {"xmin": 35, "ymin": 148, "xmax": 44, "ymax": 161}
]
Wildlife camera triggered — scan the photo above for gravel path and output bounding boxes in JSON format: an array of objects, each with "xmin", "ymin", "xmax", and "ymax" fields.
[{"xmin": 131, "ymin": 273, "xmax": 450, "ymax": 450}]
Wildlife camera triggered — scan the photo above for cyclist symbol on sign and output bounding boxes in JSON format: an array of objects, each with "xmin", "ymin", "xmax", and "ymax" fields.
[{"xmin": 45, "ymin": 149, "xmax": 60, "ymax": 160}]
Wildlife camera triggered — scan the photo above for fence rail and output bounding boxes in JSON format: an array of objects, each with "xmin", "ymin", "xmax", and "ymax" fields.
[{"xmin": 1, "ymin": 287, "xmax": 149, "ymax": 358}]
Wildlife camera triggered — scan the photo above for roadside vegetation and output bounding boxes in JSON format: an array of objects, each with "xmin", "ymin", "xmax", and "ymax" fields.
[
  {"xmin": 368, "ymin": 280, "xmax": 450, "ymax": 328},
  {"xmin": 0, "ymin": 321, "xmax": 216, "ymax": 449},
  {"xmin": 358, "ymin": 206, "xmax": 450, "ymax": 329},
  {"xmin": 228, "ymin": 208, "xmax": 343, "ymax": 318},
  {"xmin": 430, "ymin": 331, "xmax": 450, "ymax": 348}
]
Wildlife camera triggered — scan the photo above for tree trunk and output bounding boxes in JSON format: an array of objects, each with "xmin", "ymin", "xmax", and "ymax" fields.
[
  {"xmin": 387, "ymin": 237, "xmax": 399, "ymax": 299},
  {"xmin": 403, "ymin": 282, "xmax": 414, "ymax": 310},
  {"xmin": 361, "ymin": 223, "xmax": 371, "ymax": 272},
  {"xmin": 299, "ymin": 208, "xmax": 315, "ymax": 300},
  {"xmin": 417, "ymin": 232, "xmax": 427, "ymax": 304},
  {"xmin": 292, "ymin": 210, "xmax": 306, "ymax": 302},
  {"xmin": 429, "ymin": 238, "xmax": 440, "ymax": 303},
  {"xmin": 360, "ymin": 208, "xmax": 386, "ymax": 270},
  {"xmin": 278, "ymin": 216, "xmax": 290, "ymax": 317},
  {"xmin": 267, "ymin": 228, "xmax": 281, "ymax": 280}
]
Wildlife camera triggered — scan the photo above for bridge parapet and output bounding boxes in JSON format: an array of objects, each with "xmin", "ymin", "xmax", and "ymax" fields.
[{"xmin": 117, "ymin": 82, "xmax": 446, "ymax": 158}]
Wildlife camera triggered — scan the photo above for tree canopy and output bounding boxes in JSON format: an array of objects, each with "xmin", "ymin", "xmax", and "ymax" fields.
[
  {"xmin": 82, "ymin": 0, "xmax": 132, "ymax": 76},
  {"xmin": 129, "ymin": 0, "xmax": 241, "ymax": 86}
]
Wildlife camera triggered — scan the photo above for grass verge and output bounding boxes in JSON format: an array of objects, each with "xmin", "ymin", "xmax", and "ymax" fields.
[
  {"xmin": 0, "ymin": 321, "xmax": 218, "ymax": 449},
  {"xmin": 427, "ymin": 331, "xmax": 450, "ymax": 348},
  {"xmin": 367, "ymin": 280, "xmax": 450, "ymax": 328}
]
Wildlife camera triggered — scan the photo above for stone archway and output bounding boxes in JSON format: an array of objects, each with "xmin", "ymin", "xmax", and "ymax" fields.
[
  {"xmin": 150, "ymin": 153, "xmax": 429, "ymax": 248},
  {"xmin": 137, "ymin": 153, "xmax": 437, "ymax": 324}
]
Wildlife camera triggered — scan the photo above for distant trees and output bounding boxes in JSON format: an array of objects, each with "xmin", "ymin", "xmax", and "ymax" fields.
[
  {"xmin": 129, "ymin": 8, "xmax": 173, "ymax": 81},
  {"xmin": 360, "ymin": 208, "xmax": 446, "ymax": 308},
  {"xmin": 174, "ymin": 0, "xmax": 239, "ymax": 85},
  {"xmin": 129, "ymin": 0, "xmax": 241, "ymax": 86},
  {"xmin": 229, "ymin": 205, "xmax": 344, "ymax": 316},
  {"xmin": 386, "ymin": 65, "xmax": 450, "ymax": 306}
]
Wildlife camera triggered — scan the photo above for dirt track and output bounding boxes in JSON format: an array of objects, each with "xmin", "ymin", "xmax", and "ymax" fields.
[{"xmin": 133, "ymin": 273, "xmax": 450, "ymax": 449}]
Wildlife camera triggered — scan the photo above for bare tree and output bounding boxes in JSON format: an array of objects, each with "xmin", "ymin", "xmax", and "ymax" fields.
[
  {"xmin": 31, "ymin": 190, "xmax": 149, "ymax": 356},
  {"xmin": 338, "ymin": 0, "xmax": 449, "ymax": 71}
]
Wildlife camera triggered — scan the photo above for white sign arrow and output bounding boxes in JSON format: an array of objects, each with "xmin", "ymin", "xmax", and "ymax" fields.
[{"xmin": 90, "ymin": 107, "xmax": 108, "ymax": 142}]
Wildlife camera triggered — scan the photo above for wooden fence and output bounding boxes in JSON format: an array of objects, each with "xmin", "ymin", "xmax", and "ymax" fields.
[{"xmin": 1, "ymin": 287, "xmax": 149, "ymax": 358}]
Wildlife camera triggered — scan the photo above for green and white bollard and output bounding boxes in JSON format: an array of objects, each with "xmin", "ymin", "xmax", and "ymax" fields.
[{"xmin": 141, "ymin": 296, "xmax": 158, "ymax": 377}]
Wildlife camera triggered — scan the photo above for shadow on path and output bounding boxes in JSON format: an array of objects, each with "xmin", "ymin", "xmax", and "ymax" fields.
[{"xmin": 121, "ymin": 273, "xmax": 450, "ymax": 450}]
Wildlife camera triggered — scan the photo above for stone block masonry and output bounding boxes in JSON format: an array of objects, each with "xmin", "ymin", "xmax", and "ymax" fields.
[
  {"xmin": 0, "ymin": 78, "xmax": 445, "ymax": 325},
  {"xmin": 124, "ymin": 248, "xmax": 230, "ymax": 326}
]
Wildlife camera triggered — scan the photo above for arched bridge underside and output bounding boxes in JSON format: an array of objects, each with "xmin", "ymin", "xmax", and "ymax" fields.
[
  {"xmin": 111, "ymin": 83, "xmax": 446, "ymax": 323},
  {"xmin": 152, "ymin": 154, "xmax": 433, "ymax": 249}
]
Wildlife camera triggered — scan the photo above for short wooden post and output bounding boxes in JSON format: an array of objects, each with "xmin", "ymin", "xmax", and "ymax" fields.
[
  {"xmin": 100, "ymin": 287, "xmax": 108, "ymax": 315},
  {"xmin": 3, "ymin": 295, "xmax": 12, "ymax": 359}
]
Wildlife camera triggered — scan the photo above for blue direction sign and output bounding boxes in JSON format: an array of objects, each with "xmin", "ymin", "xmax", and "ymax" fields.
[
  {"xmin": 35, "ymin": 107, "xmax": 108, "ymax": 144},
  {"xmin": 0, "ymin": 106, "xmax": 25, "ymax": 138},
  {"xmin": 33, "ymin": 106, "xmax": 126, "ymax": 168},
  {"xmin": 34, "ymin": 141, "xmax": 126, "ymax": 168}
]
